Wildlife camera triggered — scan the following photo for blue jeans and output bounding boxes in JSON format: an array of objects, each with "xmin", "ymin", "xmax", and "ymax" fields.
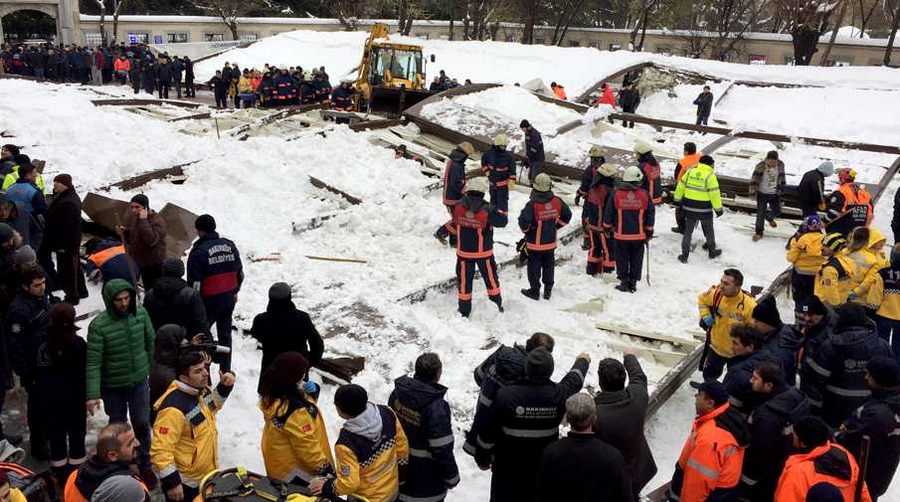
[
  {"xmin": 875, "ymin": 315, "xmax": 900, "ymax": 363},
  {"xmin": 101, "ymin": 379, "xmax": 151, "ymax": 468}
]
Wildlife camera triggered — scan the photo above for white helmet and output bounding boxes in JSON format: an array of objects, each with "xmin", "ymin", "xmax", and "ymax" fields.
[
  {"xmin": 622, "ymin": 166, "xmax": 643, "ymax": 183},
  {"xmin": 466, "ymin": 177, "xmax": 489, "ymax": 194}
]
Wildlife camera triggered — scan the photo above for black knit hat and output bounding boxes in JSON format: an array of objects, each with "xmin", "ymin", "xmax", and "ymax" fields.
[
  {"xmin": 699, "ymin": 155, "xmax": 715, "ymax": 166},
  {"xmin": 1, "ymin": 144, "xmax": 19, "ymax": 156},
  {"xmin": 195, "ymin": 214, "xmax": 216, "ymax": 233},
  {"xmin": 798, "ymin": 295, "xmax": 827, "ymax": 316},
  {"xmin": 162, "ymin": 258, "xmax": 185, "ymax": 279},
  {"xmin": 526, "ymin": 347, "xmax": 554, "ymax": 379},
  {"xmin": 130, "ymin": 194, "xmax": 149, "ymax": 209},
  {"xmin": 867, "ymin": 356, "xmax": 900, "ymax": 387},
  {"xmin": 334, "ymin": 384, "xmax": 368, "ymax": 417},
  {"xmin": 752, "ymin": 295, "xmax": 781, "ymax": 327},
  {"xmin": 268, "ymin": 282, "xmax": 292, "ymax": 301},
  {"xmin": 520, "ymin": 119, "xmax": 531, "ymax": 129}
]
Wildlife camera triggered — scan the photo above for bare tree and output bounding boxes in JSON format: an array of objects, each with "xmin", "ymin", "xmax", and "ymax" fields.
[
  {"xmin": 550, "ymin": 0, "xmax": 588, "ymax": 45},
  {"xmin": 771, "ymin": 0, "xmax": 839, "ymax": 65},
  {"xmin": 110, "ymin": 0, "xmax": 129, "ymax": 43},
  {"xmin": 192, "ymin": 0, "xmax": 264, "ymax": 39},
  {"xmin": 818, "ymin": 0, "xmax": 849, "ymax": 65},
  {"xmin": 518, "ymin": 0, "xmax": 539, "ymax": 43},
  {"xmin": 857, "ymin": 0, "xmax": 880, "ymax": 35},
  {"xmin": 398, "ymin": 0, "xmax": 423, "ymax": 35},
  {"xmin": 94, "ymin": 0, "xmax": 107, "ymax": 44},
  {"xmin": 885, "ymin": 0, "xmax": 900, "ymax": 65},
  {"xmin": 629, "ymin": 0, "xmax": 665, "ymax": 50}
]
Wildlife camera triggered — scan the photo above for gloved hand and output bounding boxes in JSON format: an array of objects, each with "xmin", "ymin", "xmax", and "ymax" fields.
[
  {"xmin": 574, "ymin": 194, "xmax": 582, "ymax": 206},
  {"xmin": 701, "ymin": 315, "xmax": 715, "ymax": 328},
  {"xmin": 715, "ymin": 209, "xmax": 724, "ymax": 218},
  {"xmin": 848, "ymin": 291, "xmax": 859, "ymax": 301},
  {"xmin": 646, "ymin": 231, "xmax": 654, "ymax": 241}
]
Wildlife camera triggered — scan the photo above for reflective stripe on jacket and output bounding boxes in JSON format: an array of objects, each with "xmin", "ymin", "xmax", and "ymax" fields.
[
  {"xmin": 697, "ymin": 286, "xmax": 757, "ymax": 358},
  {"xmin": 674, "ymin": 163, "xmax": 722, "ymax": 214}
]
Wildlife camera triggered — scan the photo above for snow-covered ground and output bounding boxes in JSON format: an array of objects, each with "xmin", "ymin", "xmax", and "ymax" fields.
[{"xmin": 5, "ymin": 31, "xmax": 900, "ymax": 499}]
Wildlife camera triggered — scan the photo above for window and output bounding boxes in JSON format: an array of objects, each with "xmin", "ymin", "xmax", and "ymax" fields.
[
  {"xmin": 204, "ymin": 33, "xmax": 225, "ymax": 42},
  {"xmin": 609, "ymin": 43, "xmax": 621, "ymax": 51},
  {"xmin": 826, "ymin": 58, "xmax": 852, "ymax": 67},
  {"xmin": 239, "ymin": 32, "xmax": 258, "ymax": 42},
  {"xmin": 84, "ymin": 32, "xmax": 103, "ymax": 47},
  {"xmin": 749, "ymin": 54, "xmax": 767, "ymax": 65},
  {"xmin": 568, "ymin": 40, "xmax": 580, "ymax": 47},
  {"xmin": 167, "ymin": 32, "xmax": 189, "ymax": 43},
  {"xmin": 126, "ymin": 32, "xmax": 149, "ymax": 44}
]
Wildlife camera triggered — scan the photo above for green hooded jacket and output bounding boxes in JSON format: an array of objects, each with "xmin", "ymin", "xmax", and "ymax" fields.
[{"xmin": 86, "ymin": 279, "xmax": 156, "ymax": 399}]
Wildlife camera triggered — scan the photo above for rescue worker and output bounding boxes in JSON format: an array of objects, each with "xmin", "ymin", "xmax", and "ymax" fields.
[
  {"xmin": 806, "ymin": 303, "xmax": 892, "ymax": 426},
  {"xmin": 787, "ymin": 215, "xmax": 826, "ymax": 314},
  {"xmin": 520, "ymin": 120, "xmax": 544, "ymax": 182},
  {"xmin": 797, "ymin": 296, "xmax": 838, "ymax": 410},
  {"xmin": 674, "ymin": 155, "xmax": 723, "ymax": 263},
  {"xmin": 330, "ymin": 80, "xmax": 355, "ymax": 112},
  {"xmin": 824, "ymin": 168, "xmax": 873, "ymax": 237},
  {"xmin": 798, "ymin": 162, "xmax": 833, "ymax": 217},
  {"xmin": 576, "ymin": 145, "xmax": 606, "ymax": 250},
  {"xmin": 83, "ymin": 238, "xmax": 136, "ymax": 287},
  {"xmin": 438, "ymin": 177, "xmax": 507, "ymax": 317},
  {"xmin": 583, "ymin": 162, "xmax": 617, "ymax": 276},
  {"xmin": 259, "ymin": 352, "xmax": 334, "ymax": 486},
  {"xmin": 535, "ymin": 393, "xmax": 632, "ymax": 502},
  {"xmin": 894, "ymin": 184, "xmax": 900, "ymax": 244},
  {"xmin": 697, "ymin": 268, "xmax": 757, "ymax": 380},
  {"xmin": 475, "ymin": 347, "xmax": 590, "ymax": 502},
  {"xmin": 752, "ymin": 295, "xmax": 804, "ymax": 387},
  {"xmin": 594, "ymin": 350, "xmax": 657, "ymax": 500},
  {"xmin": 186, "ymin": 214, "xmax": 243, "ymax": 372},
  {"xmin": 722, "ymin": 327, "xmax": 774, "ymax": 414},
  {"xmin": 671, "ymin": 142, "xmax": 702, "ymax": 234},
  {"xmin": 594, "ymin": 82, "xmax": 616, "ymax": 111},
  {"xmin": 481, "ymin": 134, "xmax": 516, "ymax": 214},
  {"xmin": 519, "ymin": 173, "xmax": 572, "ymax": 301},
  {"xmin": 1, "ymin": 156, "xmax": 45, "ymax": 191},
  {"xmin": 775, "ymin": 416, "xmax": 871, "ymax": 502},
  {"xmin": 867, "ymin": 243, "xmax": 900, "ymax": 349},
  {"xmin": 64, "ymin": 422, "xmax": 149, "ymax": 502},
  {"xmin": 550, "ymin": 82, "xmax": 567, "ymax": 100},
  {"xmin": 310, "ymin": 385, "xmax": 409, "ymax": 502},
  {"xmin": 389, "ymin": 353, "xmax": 460, "ymax": 502},
  {"xmin": 604, "ymin": 165, "xmax": 654, "ymax": 292},
  {"xmin": 846, "ymin": 227, "xmax": 888, "ymax": 304},
  {"xmin": 835, "ymin": 356, "xmax": 900, "ymax": 500},
  {"xmin": 434, "ymin": 142, "xmax": 475, "ymax": 246},
  {"xmin": 668, "ymin": 380, "xmax": 750, "ymax": 502},
  {"xmin": 464, "ymin": 332, "xmax": 555, "ymax": 457},
  {"xmin": 749, "ymin": 151, "xmax": 786, "ymax": 242},
  {"xmin": 739, "ymin": 362, "xmax": 810, "ymax": 502},
  {"xmin": 634, "ymin": 142, "xmax": 662, "ymax": 205},
  {"xmin": 151, "ymin": 351, "xmax": 235, "ymax": 502},
  {"xmin": 815, "ymin": 233, "xmax": 857, "ymax": 307}
]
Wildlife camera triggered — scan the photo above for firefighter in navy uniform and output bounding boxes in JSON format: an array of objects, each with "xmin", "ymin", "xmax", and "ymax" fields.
[
  {"xmin": 389, "ymin": 353, "xmax": 460, "ymax": 502},
  {"xmin": 186, "ymin": 214, "xmax": 243, "ymax": 373},
  {"xmin": 824, "ymin": 167, "xmax": 873, "ymax": 237},
  {"xmin": 635, "ymin": 142, "xmax": 663, "ymax": 205},
  {"xmin": 603, "ymin": 165, "xmax": 655, "ymax": 293},
  {"xmin": 438, "ymin": 177, "xmax": 507, "ymax": 317},
  {"xmin": 576, "ymin": 145, "xmax": 605, "ymax": 250},
  {"xmin": 481, "ymin": 134, "xmax": 516, "ymax": 214},
  {"xmin": 434, "ymin": 142, "xmax": 475, "ymax": 246},
  {"xmin": 584, "ymin": 163, "xmax": 618, "ymax": 276},
  {"xmin": 475, "ymin": 347, "xmax": 590, "ymax": 502},
  {"xmin": 330, "ymin": 80, "xmax": 355, "ymax": 124},
  {"xmin": 519, "ymin": 173, "xmax": 572, "ymax": 301}
]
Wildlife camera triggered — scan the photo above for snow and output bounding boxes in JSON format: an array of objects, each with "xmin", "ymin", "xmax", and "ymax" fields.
[
  {"xmin": 5, "ymin": 33, "xmax": 900, "ymax": 499},
  {"xmin": 823, "ymin": 25, "xmax": 870, "ymax": 39}
]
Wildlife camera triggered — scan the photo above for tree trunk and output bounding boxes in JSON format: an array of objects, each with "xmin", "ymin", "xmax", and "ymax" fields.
[
  {"xmin": 449, "ymin": 0, "xmax": 455, "ymax": 40},
  {"xmin": 98, "ymin": 4, "xmax": 106, "ymax": 45},
  {"xmin": 112, "ymin": 0, "xmax": 126, "ymax": 44},
  {"xmin": 520, "ymin": 0, "xmax": 535, "ymax": 44},
  {"xmin": 818, "ymin": 0, "xmax": 848, "ymax": 65},
  {"xmin": 227, "ymin": 20, "xmax": 239, "ymax": 40},
  {"xmin": 884, "ymin": 6, "xmax": 900, "ymax": 66},
  {"xmin": 792, "ymin": 25, "xmax": 820, "ymax": 65},
  {"xmin": 636, "ymin": 5, "xmax": 650, "ymax": 51},
  {"xmin": 397, "ymin": 0, "xmax": 408, "ymax": 34}
]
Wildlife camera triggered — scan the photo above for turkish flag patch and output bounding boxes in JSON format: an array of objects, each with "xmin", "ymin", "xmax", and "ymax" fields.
[
  {"xmin": 302, "ymin": 423, "xmax": 312, "ymax": 433},
  {"xmin": 159, "ymin": 426, "xmax": 169, "ymax": 435}
]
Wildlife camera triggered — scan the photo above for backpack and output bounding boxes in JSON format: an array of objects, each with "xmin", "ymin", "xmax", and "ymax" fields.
[
  {"xmin": 199, "ymin": 468, "xmax": 316, "ymax": 501},
  {"xmin": 0, "ymin": 463, "xmax": 51, "ymax": 502}
]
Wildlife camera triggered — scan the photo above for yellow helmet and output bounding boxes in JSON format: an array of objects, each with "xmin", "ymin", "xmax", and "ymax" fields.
[
  {"xmin": 493, "ymin": 134, "xmax": 509, "ymax": 147},
  {"xmin": 589, "ymin": 145, "xmax": 603, "ymax": 157}
]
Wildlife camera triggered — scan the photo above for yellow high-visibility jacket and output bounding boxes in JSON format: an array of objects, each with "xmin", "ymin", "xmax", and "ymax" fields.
[
  {"xmin": 674, "ymin": 163, "xmax": 723, "ymax": 215},
  {"xmin": 698, "ymin": 286, "xmax": 756, "ymax": 358},
  {"xmin": 815, "ymin": 252, "xmax": 857, "ymax": 307},
  {"xmin": 260, "ymin": 393, "xmax": 334, "ymax": 483},
  {"xmin": 867, "ymin": 266, "xmax": 900, "ymax": 320},
  {"xmin": 848, "ymin": 229, "xmax": 889, "ymax": 300},
  {"xmin": 151, "ymin": 380, "xmax": 231, "ymax": 489},
  {"xmin": 1, "ymin": 164, "xmax": 45, "ymax": 191},
  {"xmin": 786, "ymin": 232, "xmax": 826, "ymax": 276},
  {"xmin": 322, "ymin": 404, "xmax": 409, "ymax": 502}
]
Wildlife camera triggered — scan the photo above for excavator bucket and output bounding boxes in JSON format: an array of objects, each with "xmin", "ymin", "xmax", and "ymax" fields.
[{"xmin": 367, "ymin": 86, "xmax": 433, "ymax": 117}]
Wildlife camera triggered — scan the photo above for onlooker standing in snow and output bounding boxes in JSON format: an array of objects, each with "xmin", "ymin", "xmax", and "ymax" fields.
[
  {"xmin": 520, "ymin": 120, "xmax": 545, "ymax": 182},
  {"xmin": 389, "ymin": 353, "xmax": 459, "ymax": 502},
  {"xmin": 144, "ymin": 258, "xmax": 208, "ymax": 337},
  {"xmin": 5, "ymin": 163, "xmax": 47, "ymax": 251},
  {"xmin": 749, "ymin": 151, "xmax": 786, "ymax": 242},
  {"xmin": 43, "ymin": 173, "xmax": 87, "ymax": 305},
  {"xmin": 617, "ymin": 82, "xmax": 640, "ymax": 128},
  {"xmin": 535, "ymin": 393, "xmax": 632, "ymax": 502},
  {"xmin": 693, "ymin": 85, "xmax": 713, "ymax": 127},
  {"xmin": 183, "ymin": 57, "xmax": 195, "ymax": 98},
  {"xmin": 116, "ymin": 194, "xmax": 167, "ymax": 290},
  {"xmin": 798, "ymin": 162, "xmax": 833, "ymax": 218},
  {"xmin": 594, "ymin": 351, "xmax": 656, "ymax": 500},
  {"xmin": 155, "ymin": 56, "xmax": 172, "ymax": 100},
  {"xmin": 187, "ymin": 214, "xmax": 242, "ymax": 372}
]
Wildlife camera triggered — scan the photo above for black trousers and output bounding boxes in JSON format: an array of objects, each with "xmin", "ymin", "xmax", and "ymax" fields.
[
  {"xmin": 157, "ymin": 81, "xmax": 170, "ymax": 99},
  {"xmin": 48, "ymin": 394, "xmax": 86, "ymax": 464},
  {"xmin": 57, "ymin": 249, "xmax": 87, "ymax": 303},
  {"xmin": 185, "ymin": 78, "xmax": 195, "ymax": 97},
  {"xmin": 702, "ymin": 351, "xmax": 728, "ymax": 381},
  {"xmin": 139, "ymin": 263, "xmax": 163, "ymax": 290},
  {"xmin": 526, "ymin": 250, "xmax": 554, "ymax": 292},
  {"xmin": 674, "ymin": 205, "xmax": 686, "ymax": 232},
  {"xmin": 24, "ymin": 382, "xmax": 49, "ymax": 455},
  {"xmin": 207, "ymin": 302, "xmax": 235, "ymax": 373},
  {"xmin": 489, "ymin": 186, "xmax": 509, "ymax": 213},
  {"xmin": 214, "ymin": 92, "xmax": 227, "ymax": 108},
  {"xmin": 792, "ymin": 270, "xmax": 816, "ymax": 313},
  {"xmin": 614, "ymin": 240, "xmax": 644, "ymax": 282},
  {"xmin": 173, "ymin": 78, "xmax": 182, "ymax": 98},
  {"xmin": 456, "ymin": 256, "xmax": 501, "ymax": 316}
]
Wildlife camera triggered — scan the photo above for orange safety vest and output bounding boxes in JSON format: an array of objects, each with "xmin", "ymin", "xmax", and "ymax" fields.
[
  {"xmin": 676, "ymin": 153, "xmax": 702, "ymax": 182},
  {"xmin": 553, "ymin": 86, "xmax": 567, "ymax": 100},
  {"xmin": 64, "ymin": 469, "xmax": 150, "ymax": 502},
  {"xmin": 88, "ymin": 244, "xmax": 126, "ymax": 268},
  {"xmin": 676, "ymin": 403, "xmax": 745, "ymax": 502},
  {"xmin": 836, "ymin": 183, "xmax": 873, "ymax": 225}
]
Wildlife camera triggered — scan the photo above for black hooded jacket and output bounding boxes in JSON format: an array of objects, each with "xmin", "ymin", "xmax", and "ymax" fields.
[
  {"xmin": 760, "ymin": 323, "xmax": 804, "ymax": 387},
  {"xmin": 388, "ymin": 376, "xmax": 459, "ymax": 500},
  {"xmin": 73, "ymin": 456, "xmax": 142, "ymax": 500},
  {"xmin": 465, "ymin": 344, "xmax": 528, "ymax": 456},
  {"xmin": 836, "ymin": 387, "xmax": 900, "ymax": 497},
  {"xmin": 44, "ymin": 187, "xmax": 82, "ymax": 250},
  {"xmin": 724, "ymin": 349, "xmax": 777, "ymax": 414},
  {"xmin": 149, "ymin": 324, "xmax": 186, "ymax": 404},
  {"xmin": 740, "ymin": 387, "xmax": 810, "ymax": 501},
  {"xmin": 143, "ymin": 263, "xmax": 208, "ymax": 337},
  {"xmin": 249, "ymin": 298, "xmax": 324, "ymax": 379}
]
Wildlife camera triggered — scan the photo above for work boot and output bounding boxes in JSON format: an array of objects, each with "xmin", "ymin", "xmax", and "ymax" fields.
[
  {"xmin": 752, "ymin": 233, "xmax": 762, "ymax": 242},
  {"xmin": 767, "ymin": 218, "xmax": 777, "ymax": 228},
  {"xmin": 520, "ymin": 288, "xmax": 540, "ymax": 301},
  {"xmin": 629, "ymin": 280, "xmax": 637, "ymax": 293},
  {"xmin": 586, "ymin": 264, "xmax": 596, "ymax": 276},
  {"xmin": 708, "ymin": 248, "xmax": 723, "ymax": 259},
  {"xmin": 543, "ymin": 286, "xmax": 552, "ymax": 300},
  {"xmin": 671, "ymin": 226, "xmax": 683, "ymax": 234},
  {"xmin": 490, "ymin": 296, "xmax": 504, "ymax": 312},
  {"xmin": 581, "ymin": 237, "xmax": 590, "ymax": 251},
  {"xmin": 701, "ymin": 242, "xmax": 710, "ymax": 250},
  {"xmin": 677, "ymin": 254, "xmax": 688, "ymax": 264},
  {"xmin": 615, "ymin": 281, "xmax": 630, "ymax": 292}
]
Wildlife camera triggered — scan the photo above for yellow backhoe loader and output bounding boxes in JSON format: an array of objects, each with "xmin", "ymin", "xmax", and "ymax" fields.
[{"xmin": 354, "ymin": 23, "xmax": 433, "ymax": 116}]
